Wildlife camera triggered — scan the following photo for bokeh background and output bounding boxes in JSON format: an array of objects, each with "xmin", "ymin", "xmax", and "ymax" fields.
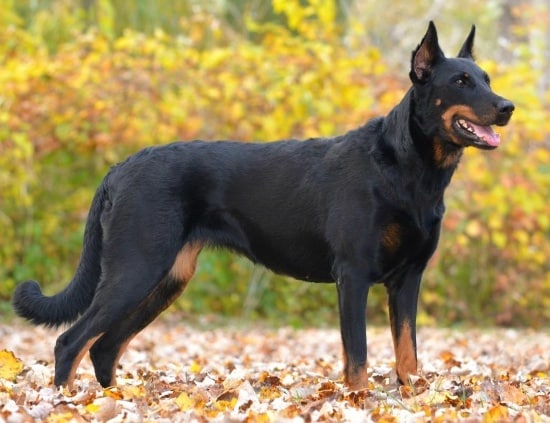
[{"xmin": 1, "ymin": 0, "xmax": 548, "ymax": 328}]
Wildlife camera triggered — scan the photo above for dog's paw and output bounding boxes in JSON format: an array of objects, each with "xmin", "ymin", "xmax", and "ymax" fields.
[{"xmin": 398, "ymin": 374, "xmax": 429, "ymax": 398}]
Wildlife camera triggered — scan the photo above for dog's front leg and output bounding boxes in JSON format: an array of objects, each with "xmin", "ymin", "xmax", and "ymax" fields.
[
  {"xmin": 386, "ymin": 270, "xmax": 422, "ymax": 386},
  {"xmin": 336, "ymin": 265, "xmax": 370, "ymax": 390}
]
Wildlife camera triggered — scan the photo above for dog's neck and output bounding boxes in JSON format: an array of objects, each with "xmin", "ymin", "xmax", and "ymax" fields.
[{"xmin": 380, "ymin": 89, "xmax": 458, "ymax": 195}]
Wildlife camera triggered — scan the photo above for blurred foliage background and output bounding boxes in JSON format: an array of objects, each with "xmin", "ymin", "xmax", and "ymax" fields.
[{"xmin": 0, "ymin": 0, "xmax": 548, "ymax": 328}]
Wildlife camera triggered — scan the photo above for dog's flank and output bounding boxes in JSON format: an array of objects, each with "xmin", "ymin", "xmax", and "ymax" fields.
[{"xmin": 12, "ymin": 21, "xmax": 513, "ymax": 391}]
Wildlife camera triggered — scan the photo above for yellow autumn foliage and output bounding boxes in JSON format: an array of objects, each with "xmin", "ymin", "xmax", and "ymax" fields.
[
  {"xmin": 0, "ymin": 0, "xmax": 548, "ymax": 326},
  {"xmin": 0, "ymin": 350, "xmax": 24, "ymax": 381}
]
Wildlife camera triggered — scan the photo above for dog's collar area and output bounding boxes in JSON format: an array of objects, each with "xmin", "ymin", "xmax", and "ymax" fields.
[{"xmin": 454, "ymin": 118, "xmax": 500, "ymax": 148}]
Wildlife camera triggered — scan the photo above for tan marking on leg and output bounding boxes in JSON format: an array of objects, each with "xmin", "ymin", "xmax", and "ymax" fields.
[
  {"xmin": 66, "ymin": 334, "xmax": 103, "ymax": 390},
  {"xmin": 170, "ymin": 243, "xmax": 203, "ymax": 282},
  {"xmin": 394, "ymin": 320, "xmax": 417, "ymax": 384},
  {"xmin": 389, "ymin": 306, "xmax": 398, "ymax": 353},
  {"xmin": 97, "ymin": 277, "xmax": 189, "ymax": 388},
  {"xmin": 345, "ymin": 365, "xmax": 369, "ymax": 391},
  {"xmin": 103, "ymin": 260, "xmax": 202, "ymax": 386},
  {"xmin": 342, "ymin": 350, "xmax": 348, "ymax": 376},
  {"xmin": 107, "ymin": 335, "xmax": 136, "ymax": 387},
  {"xmin": 342, "ymin": 344, "xmax": 369, "ymax": 390},
  {"xmin": 381, "ymin": 222, "xmax": 401, "ymax": 253}
]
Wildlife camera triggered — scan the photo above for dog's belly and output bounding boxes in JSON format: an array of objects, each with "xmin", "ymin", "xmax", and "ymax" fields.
[
  {"xmin": 193, "ymin": 209, "xmax": 335, "ymax": 282},
  {"xmin": 248, "ymin": 234, "xmax": 335, "ymax": 283}
]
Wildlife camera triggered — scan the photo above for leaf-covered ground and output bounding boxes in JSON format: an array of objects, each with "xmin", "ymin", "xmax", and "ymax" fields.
[{"xmin": 1, "ymin": 318, "xmax": 550, "ymax": 422}]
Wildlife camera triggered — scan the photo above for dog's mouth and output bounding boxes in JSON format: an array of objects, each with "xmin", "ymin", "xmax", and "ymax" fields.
[{"xmin": 454, "ymin": 118, "xmax": 501, "ymax": 149}]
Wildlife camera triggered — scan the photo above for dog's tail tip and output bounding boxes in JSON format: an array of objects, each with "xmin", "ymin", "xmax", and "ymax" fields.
[{"xmin": 12, "ymin": 280, "xmax": 74, "ymax": 328}]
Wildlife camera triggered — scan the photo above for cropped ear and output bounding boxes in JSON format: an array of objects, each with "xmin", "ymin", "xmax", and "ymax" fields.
[
  {"xmin": 410, "ymin": 21, "xmax": 445, "ymax": 83},
  {"xmin": 457, "ymin": 25, "xmax": 476, "ymax": 60}
]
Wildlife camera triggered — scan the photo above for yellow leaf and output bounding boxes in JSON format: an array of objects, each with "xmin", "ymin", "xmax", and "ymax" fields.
[
  {"xmin": 246, "ymin": 412, "xmax": 270, "ymax": 422},
  {"xmin": 175, "ymin": 392, "xmax": 194, "ymax": 411},
  {"xmin": 103, "ymin": 386, "xmax": 123, "ymax": 400},
  {"xmin": 0, "ymin": 350, "xmax": 24, "ymax": 381},
  {"xmin": 376, "ymin": 415, "xmax": 398, "ymax": 423},
  {"xmin": 47, "ymin": 412, "xmax": 76, "ymax": 423},
  {"xmin": 122, "ymin": 384, "xmax": 147, "ymax": 399},
  {"xmin": 189, "ymin": 360, "xmax": 202, "ymax": 374},
  {"xmin": 483, "ymin": 405, "xmax": 509, "ymax": 423},
  {"xmin": 424, "ymin": 391, "xmax": 451, "ymax": 405},
  {"xmin": 259, "ymin": 386, "xmax": 282, "ymax": 400},
  {"xmin": 214, "ymin": 398, "xmax": 237, "ymax": 411},
  {"xmin": 85, "ymin": 403, "xmax": 100, "ymax": 413}
]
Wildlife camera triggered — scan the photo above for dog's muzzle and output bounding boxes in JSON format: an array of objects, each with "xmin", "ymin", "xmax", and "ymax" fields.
[{"xmin": 495, "ymin": 99, "xmax": 514, "ymax": 126}]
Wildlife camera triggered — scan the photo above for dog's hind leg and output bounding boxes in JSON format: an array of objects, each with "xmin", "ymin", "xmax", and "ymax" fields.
[
  {"xmin": 52, "ymin": 222, "xmax": 192, "ymax": 388},
  {"xmin": 89, "ymin": 243, "xmax": 202, "ymax": 387}
]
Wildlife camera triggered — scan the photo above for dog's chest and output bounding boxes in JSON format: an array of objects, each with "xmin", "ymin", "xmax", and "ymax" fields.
[{"xmin": 380, "ymin": 205, "xmax": 442, "ymax": 265}]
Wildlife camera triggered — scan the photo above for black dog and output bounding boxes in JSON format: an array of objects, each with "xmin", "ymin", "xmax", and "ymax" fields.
[{"xmin": 13, "ymin": 22, "xmax": 513, "ymax": 390}]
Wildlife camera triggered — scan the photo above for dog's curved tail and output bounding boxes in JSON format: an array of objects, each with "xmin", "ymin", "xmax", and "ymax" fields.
[{"xmin": 12, "ymin": 178, "xmax": 108, "ymax": 327}]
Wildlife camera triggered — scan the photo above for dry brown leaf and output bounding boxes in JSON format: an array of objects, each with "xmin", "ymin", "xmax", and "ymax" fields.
[
  {"xmin": 3, "ymin": 322, "xmax": 550, "ymax": 422},
  {"xmin": 499, "ymin": 383, "xmax": 529, "ymax": 405}
]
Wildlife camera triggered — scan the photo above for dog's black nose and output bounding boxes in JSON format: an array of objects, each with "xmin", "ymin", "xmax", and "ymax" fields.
[
  {"xmin": 495, "ymin": 99, "xmax": 514, "ymax": 125},
  {"xmin": 497, "ymin": 100, "xmax": 515, "ymax": 116}
]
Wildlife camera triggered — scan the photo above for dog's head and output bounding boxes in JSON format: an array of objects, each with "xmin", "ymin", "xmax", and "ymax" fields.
[{"xmin": 410, "ymin": 22, "xmax": 514, "ymax": 150}]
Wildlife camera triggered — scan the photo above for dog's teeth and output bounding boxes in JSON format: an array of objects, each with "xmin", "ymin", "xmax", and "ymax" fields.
[{"xmin": 457, "ymin": 119, "xmax": 475, "ymax": 133}]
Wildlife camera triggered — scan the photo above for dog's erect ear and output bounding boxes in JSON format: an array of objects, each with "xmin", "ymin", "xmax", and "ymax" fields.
[
  {"xmin": 410, "ymin": 21, "xmax": 445, "ymax": 83},
  {"xmin": 457, "ymin": 25, "xmax": 476, "ymax": 60}
]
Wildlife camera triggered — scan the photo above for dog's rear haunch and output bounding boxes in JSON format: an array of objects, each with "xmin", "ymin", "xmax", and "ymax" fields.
[{"xmin": 12, "ymin": 22, "xmax": 513, "ymax": 391}]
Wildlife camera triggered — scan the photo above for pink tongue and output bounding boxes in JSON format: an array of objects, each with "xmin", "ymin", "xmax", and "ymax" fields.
[{"xmin": 470, "ymin": 122, "xmax": 500, "ymax": 146}]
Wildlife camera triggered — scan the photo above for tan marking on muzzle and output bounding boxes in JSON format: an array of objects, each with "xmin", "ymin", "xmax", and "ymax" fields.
[{"xmin": 441, "ymin": 104, "xmax": 485, "ymax": 147}]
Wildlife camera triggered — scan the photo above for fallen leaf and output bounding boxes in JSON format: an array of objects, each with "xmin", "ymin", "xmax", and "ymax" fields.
[
  {"xmin": 189, "ymin": 360, "xmax": 202, "ymax": 374},
  {"xmin": 4, "ymin": 322, "xmax": 550, "ymax": 422},
  {"xmin": 483, "ymin": 404, "xmax": 509, "ymax": 423},
  {"xmin": 0, "ymin": 350, "xmax": 24, "ymax": 381},
  {"xmin": 90, "ymin": 397, "xmax": 117, "ymax": 421},
  {"xmin": 175, "ymin": 392, "xmax": 194, "ymax": 411},
  {"xmin": 103, "ymin": 386, "xmax": 123, "ymax": 400},
  {"xmin": 499, "ymin": 383, "xmax": 529, "ymax": 405}
]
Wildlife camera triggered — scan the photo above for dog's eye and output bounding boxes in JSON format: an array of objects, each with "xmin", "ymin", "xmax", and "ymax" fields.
[{"xmin": 454, "ymin": 73, "xmax": 470, "ymax": 87}]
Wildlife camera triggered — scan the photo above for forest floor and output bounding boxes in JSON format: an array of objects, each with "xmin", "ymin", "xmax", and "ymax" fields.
[{"xmin": 1, "ymin": 317, "xmax": 550, "ymax": 422}]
